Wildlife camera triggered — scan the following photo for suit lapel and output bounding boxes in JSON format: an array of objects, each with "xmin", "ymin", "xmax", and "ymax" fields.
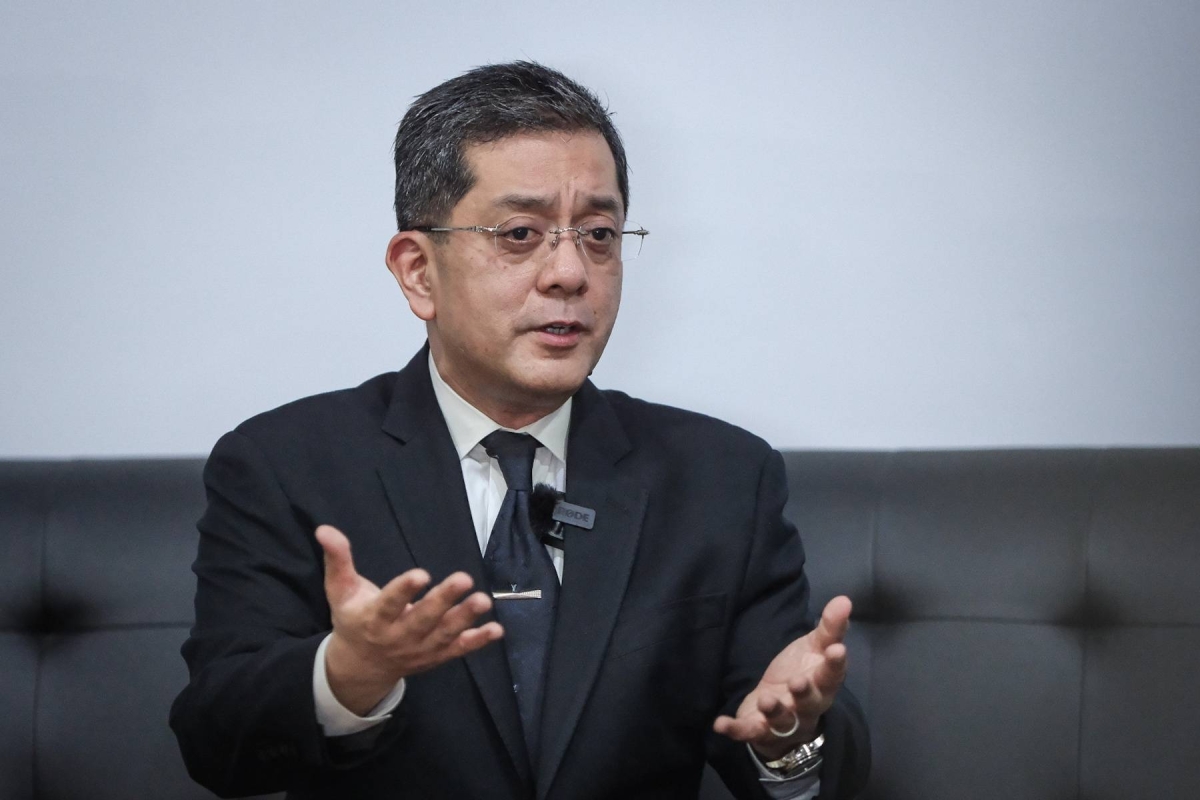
[
  {"xmin": 537, "ymin": 382, "xmax": 648, "ymax": 799},
  {"xmin": 376, "ymin": 347, "xmax": 531, "ymax": 785}
]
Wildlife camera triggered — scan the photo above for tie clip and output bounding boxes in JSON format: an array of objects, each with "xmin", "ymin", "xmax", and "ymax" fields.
[{"xmin": 491, "ymin": 590, "xmax": 543, "ymax": 600}]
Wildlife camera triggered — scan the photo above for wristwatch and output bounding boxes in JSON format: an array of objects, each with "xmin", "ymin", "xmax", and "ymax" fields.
[{"xmin": 763, "ymin": 732, "xmax": 824, "ymax": 777}]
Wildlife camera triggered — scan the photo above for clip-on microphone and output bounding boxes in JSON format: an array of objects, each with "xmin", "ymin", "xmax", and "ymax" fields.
[{"xmin": 530, "ymin": 484, "xmax": 596, "ymax": 550}]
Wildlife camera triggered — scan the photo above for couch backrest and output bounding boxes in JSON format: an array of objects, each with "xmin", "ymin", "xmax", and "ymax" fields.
[
  {"xmin": 0, "ymin": 459, "xmax": 275, "ymax": 800},
  {"xmin": 779, "ymin": 449, "xmax": 1200, "ymax": 800},
  {"xmin": 3, "ymin": 450, "xmax": 1198, "ymax": 800}
]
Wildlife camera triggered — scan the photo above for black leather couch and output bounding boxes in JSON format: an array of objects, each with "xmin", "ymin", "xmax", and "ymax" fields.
[{"xmin": 3, "ymin": 449, "xmax": 1198, "ymax": 799}]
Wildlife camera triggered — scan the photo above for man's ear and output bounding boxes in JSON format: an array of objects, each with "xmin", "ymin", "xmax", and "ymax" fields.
[{"xmin": 385, "ymin": 231, "xmax": 436, "ymax": 321}]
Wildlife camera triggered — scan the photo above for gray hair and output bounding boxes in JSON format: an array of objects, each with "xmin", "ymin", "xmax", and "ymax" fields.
[{"xmin": 392, "ymin": 61, "xmax": 630, "ymax": 231}]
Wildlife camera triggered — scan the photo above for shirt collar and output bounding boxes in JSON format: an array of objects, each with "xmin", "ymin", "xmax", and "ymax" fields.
[{"xmin": 427, "ymin": 351, "xmax": 571, "ymax": 463}]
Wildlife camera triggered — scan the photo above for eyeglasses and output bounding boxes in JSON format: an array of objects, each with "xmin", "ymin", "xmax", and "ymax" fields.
[{"xmin": 411, "ymin": 219, "xmax": 649, "ymax": 266}]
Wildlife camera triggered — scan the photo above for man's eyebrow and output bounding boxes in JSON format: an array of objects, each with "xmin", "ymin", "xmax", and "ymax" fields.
[
  {"xmin": 494, "ymin": 194, "xmax": 556, "ymax": 213},
  {"xmin": 493, "ymin": 193, "xmax": 623, "ymax": 217},
  {"xmin": 582, "ymin": 194, "xmax": 622, "ymax": 216}
]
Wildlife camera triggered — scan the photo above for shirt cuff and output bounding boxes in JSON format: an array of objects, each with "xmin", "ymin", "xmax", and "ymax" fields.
[
  {"xmin": 312, "ymin": 633, "xmax": 407, "ymax": 736},
  {"xmin": 747, "ymin": 743, "xmax": 821, "ymax": 800}
]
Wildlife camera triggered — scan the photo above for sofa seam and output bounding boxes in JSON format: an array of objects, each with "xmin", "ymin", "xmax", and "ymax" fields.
[
  {"xmin": 863, "ymin": 450, "xmax": 889, "ymax": 768},
  {"xmin": 32, "ymin": 460, "xmax": 66, "ymax": 800},
  {"xmin": 1075, "ymin": 448, "xmax": 1103, "ymax": 800}
]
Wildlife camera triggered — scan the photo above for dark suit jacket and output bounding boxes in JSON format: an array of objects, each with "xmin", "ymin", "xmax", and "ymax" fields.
[{"xmin": 170, "ymin": 347, "xmax": 869, "ymax": 799}]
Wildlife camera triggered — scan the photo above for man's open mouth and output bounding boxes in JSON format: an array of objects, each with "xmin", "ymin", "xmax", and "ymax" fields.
[{"xmin": 541, "ymin": 323, "xmax": 579, "ymax": 335}]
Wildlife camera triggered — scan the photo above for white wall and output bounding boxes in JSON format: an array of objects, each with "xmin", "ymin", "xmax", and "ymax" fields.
[{"xmin": 2, "ymin": 0, "xmax": 1197, "ymax": 457}]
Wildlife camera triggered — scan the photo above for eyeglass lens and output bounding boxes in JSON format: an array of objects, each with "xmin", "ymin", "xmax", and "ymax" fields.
[{"xmin": 491, "ymin": 221, "xmax": 643, "ymax": 264}]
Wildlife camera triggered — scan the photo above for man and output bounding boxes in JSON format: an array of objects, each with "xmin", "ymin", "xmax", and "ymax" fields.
[{"xmin": 171, "ymin": 62, "xmax": 870, "ymax": 799}]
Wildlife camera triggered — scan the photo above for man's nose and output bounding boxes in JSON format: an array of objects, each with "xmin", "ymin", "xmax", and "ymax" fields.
[{"xmin": 539, "ymin": 231, "xmax": 589, "ymax": 293}]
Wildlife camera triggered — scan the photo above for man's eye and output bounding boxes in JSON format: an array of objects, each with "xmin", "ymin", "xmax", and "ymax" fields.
[
  {"xmin": 586, "ymin": 227, "xmax": 617, "ymax": 242},
  {"xmin": 501, "ymin": 226, "xmax": 540, "ymax": 242}
]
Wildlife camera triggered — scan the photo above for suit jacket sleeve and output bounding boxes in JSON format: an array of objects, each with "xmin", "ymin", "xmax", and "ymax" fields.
[
  {"xmin": 169, "ymin": 429, "xmax": 403, "ymax": 797},
  {"xmin": 704, "ymin": 449, "xmax": 871, "ymax": 800}
]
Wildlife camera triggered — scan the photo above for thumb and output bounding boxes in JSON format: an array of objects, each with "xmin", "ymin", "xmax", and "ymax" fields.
[
  {"xmin": 812, "ymin": 595, "xmax": 852, "ymax": 650},
  {"xmin": 315, "ymin": 524, "xmax": 359, "ymax": 606}
]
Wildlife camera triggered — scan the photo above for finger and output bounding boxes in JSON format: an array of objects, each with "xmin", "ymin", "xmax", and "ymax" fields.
[
  {"xmin": 431, "ymin": 591, "xmax": 494, "ymax": 644},
  {"xmin": 755, "ymin": 690, "xmax": 790, "ymax": 719},
  {"xmin": 757, "ymin": 691, "xmax": 799, "ymax": 734},
  {"xmin": 413, "ymin": 621, "xmax": 503, "ymax": 673},
  {"xmin": 809, "ymin": 641, "xmax": 849, "ymax": 695},
  {"xmin": 451, "ymin": 620, "xmax": 504, "ymax": 656},
  {"xmin": 791, "ymin": 673, "xmax": 825, "ymax": 719},
  {"xmin": 315, "ymin": 525, "xmax": 360, "ymax": 605},
  {"xmin": 403, "ymin": 571, "xmax": 477, "ymax": 634},
  {"xmin": 787, "ymin": 674, "xmax": 812, "ymax": 700},
  {"xmin": 375, "ymin": 568, "xmax": 432, "ymax": 620},
  {"xmin": 812, "ymin": 595, "xmax": 852, "ymax": 650},
  {"xmin": 713, "ymin": 713, "xmax": 765, "ymax": 742}
]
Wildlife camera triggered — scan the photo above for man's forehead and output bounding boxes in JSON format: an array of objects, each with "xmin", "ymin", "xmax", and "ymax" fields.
[
  {"xmin": 490, "ymin": 191, "xmax": 622, "ymax": 216},
  {"xmin": 460, "ymin": 131, "xmax": 622, "ymax": 213}
]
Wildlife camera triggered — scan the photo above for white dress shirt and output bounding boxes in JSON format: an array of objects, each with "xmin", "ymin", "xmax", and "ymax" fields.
[{"xmin": 311, "ymin": 355, "xmax": 818, "ymax": 799}]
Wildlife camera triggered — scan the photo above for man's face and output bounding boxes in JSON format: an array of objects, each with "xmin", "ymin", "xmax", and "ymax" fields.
[{"xmin": 417, "ymin": 131, "xmax": 625, "ymax": 421}]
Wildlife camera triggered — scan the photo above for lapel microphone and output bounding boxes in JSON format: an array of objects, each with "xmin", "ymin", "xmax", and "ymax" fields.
[{"xmin": 530, "ymin": 484, "xmax": 596, "ymax": 550}]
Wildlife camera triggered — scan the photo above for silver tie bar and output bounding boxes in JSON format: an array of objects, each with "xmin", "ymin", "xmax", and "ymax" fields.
[{"xmin": 491, "ymin": 590, "xmax": 543, "ymax": 600}]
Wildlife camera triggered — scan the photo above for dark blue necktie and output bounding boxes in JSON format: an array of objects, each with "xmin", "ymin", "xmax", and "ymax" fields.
[{"xmin": 480, "ymin": 431, "xmax": 559, "ymax": 762}]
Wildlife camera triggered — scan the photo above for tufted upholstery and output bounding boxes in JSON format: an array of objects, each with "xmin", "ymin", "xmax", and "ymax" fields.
[
  {"xmin": 2, "ymin": 450, "xmax": 1198, "ymax": 799},
  {"xmin": 771, "ymin": 450, "xmax": 1200, "ymax": 800},
  {"xmin": 0, "ymin": 460, "xmax": 278, "ymax": 800}
]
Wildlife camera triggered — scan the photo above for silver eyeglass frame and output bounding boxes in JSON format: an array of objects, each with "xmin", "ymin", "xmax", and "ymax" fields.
[{"xmin": 410, "ymin": 223, "xmax": 650, "ymax": 260}]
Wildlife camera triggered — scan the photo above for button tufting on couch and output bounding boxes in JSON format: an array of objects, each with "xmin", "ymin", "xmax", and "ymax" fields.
[{"xmin": 2, "ymin": 450, "xmax": 1198, "ymax": 800}]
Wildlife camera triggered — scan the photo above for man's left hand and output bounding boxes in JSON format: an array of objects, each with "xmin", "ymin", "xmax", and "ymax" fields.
[{"xmin": 712, "ymin": 595, "xmax": 852, "ymax": 760}]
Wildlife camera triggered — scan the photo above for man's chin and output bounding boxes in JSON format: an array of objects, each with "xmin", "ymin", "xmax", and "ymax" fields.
[
  {"xmin": 518, "ymin": 360, "xmax": 592, "ymax": 401},
  {"xmin": 523, "ymin": 374, "xmax": 588, "ymax": 402}
]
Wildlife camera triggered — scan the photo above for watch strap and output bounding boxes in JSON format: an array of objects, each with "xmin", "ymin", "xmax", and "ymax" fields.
[{"xmin": 763, "ymin": 731, "xmax": 825, "ymax": 774}]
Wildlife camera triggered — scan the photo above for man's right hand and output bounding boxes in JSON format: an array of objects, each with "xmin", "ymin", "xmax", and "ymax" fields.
[{"xmin": 315, "ymin": 524, "xmax": 503, "ymax": 716}]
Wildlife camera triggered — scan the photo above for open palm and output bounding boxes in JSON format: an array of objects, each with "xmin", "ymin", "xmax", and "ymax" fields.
[{"xmin": 713, "ymin": 595, "xmax": 852, "ymax": 759}]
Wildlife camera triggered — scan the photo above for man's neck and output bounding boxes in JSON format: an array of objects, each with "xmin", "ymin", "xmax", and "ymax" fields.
[
  {"xmin": 428, "ymin": 351, "xmax": 573, "ymax": 464},
  {"xmin": 429, "ymin": 356, "xmax": 568, "ymax": 431}
]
